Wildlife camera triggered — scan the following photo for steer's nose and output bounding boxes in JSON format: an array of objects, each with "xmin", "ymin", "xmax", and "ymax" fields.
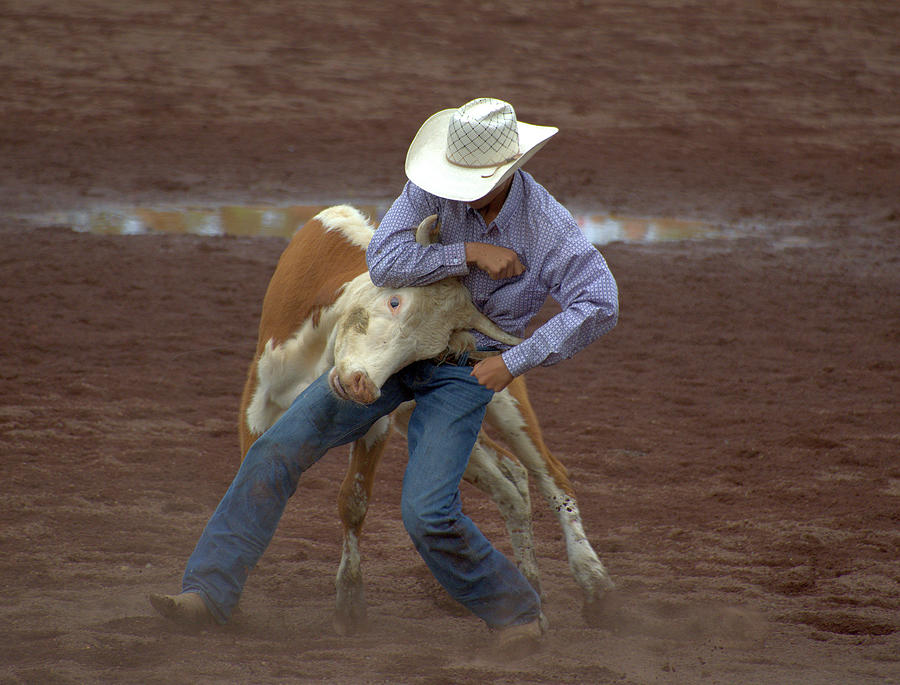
[{"xmin": 349, "ymin": 370, "xmax": 379, "ymax": 404}]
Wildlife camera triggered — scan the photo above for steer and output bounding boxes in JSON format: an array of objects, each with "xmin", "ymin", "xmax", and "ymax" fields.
[{"xmin": 239, "ymin": 205, "xmax": 614, "ymax": 634}]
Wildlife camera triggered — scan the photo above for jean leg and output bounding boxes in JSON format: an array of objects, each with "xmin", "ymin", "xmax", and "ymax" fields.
[
  {"xmin": 182, "ymin": 371, "xmax": 409, "ymax": 623},
  {"xmin": 400, "ymin": 362, "xmax": 541, "ymax": 629}
]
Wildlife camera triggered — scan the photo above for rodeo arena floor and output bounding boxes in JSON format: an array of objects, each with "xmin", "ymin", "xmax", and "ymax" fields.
[{"xmin": 1, "ymin": 2, "xmax": 898, "ymax": 683}]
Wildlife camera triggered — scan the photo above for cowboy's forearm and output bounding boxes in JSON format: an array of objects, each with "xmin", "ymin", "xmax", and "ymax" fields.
[{"xmin": 367, "ymin": 183, "xmax": 468, "ymax": 288}]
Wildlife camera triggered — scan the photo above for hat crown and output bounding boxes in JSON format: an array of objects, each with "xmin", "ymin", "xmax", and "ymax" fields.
[{"xmin": 446, "ymin": 98, "xmax": 520, "ymax": 168}]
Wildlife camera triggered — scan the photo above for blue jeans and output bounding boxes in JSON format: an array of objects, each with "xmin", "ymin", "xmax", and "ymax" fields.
[{"xmin": 181, "ymin": 359, "xmax": 541, "ymax": 629}]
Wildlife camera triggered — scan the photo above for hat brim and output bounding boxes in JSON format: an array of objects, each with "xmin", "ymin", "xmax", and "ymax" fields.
[{"xmin": 405, "ymin": 108, "xmax": 558, "ymax": 202}]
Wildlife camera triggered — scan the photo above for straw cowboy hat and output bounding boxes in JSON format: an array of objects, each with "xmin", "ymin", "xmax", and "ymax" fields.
[{"xmin": 405, "ymin": 98, "xmax": 558, "ymax": 202}]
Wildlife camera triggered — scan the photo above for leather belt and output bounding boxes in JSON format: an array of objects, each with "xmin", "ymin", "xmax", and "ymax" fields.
[{"xmin": 432, "ymin": 349, "xmax": 502, "ymax": 367}]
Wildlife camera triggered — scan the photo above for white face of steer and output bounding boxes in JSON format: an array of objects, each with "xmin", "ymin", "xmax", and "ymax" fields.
[{"xmin": 329, "ymin": 275, "xmax": 508, "ymax": 404}]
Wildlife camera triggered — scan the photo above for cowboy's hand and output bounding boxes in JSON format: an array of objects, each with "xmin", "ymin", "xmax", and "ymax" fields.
[
  {"xmin": 471, "ymin": 355, "xmax": 514, "ymax": 392},
  {"xmin": 465, "ymin": 242, "xmax": 525, "ymax": 280}
]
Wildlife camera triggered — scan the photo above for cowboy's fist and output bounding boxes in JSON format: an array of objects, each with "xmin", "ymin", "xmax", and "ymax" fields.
[
  {"xmin": 465, "ymin": 242, "xmax": 525, "ymax": 280},
  {"xmin": 470, "ymin": 355, "xmax": 514, "ymax": 392}
]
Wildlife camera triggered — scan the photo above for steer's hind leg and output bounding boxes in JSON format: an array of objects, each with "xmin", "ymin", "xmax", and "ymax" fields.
[
  {"xmin": 463, "ymin": 433, "xmax": 542, "ymax": 596},
  {"xmin": 485, "ymin": 380, "xmax": 616, "ymax": 626},
  {"xmin": 334, "ymin": 415, "xmax": 391, "ymax": 635}
]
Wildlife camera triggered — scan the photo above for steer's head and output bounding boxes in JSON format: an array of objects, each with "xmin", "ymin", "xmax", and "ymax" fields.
[
  {"xmin": 328, "ymin": 215, "xmax": 522, "ymax": 405},
  {"xmin": 328, "ymin": 276, "xmax": 483, "ymax": 404}
]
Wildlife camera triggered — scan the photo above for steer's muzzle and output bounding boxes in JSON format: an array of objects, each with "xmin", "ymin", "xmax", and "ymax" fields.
[{"xmin": 328, "ymin": 367, "xmax": 381, "ymax": 405}]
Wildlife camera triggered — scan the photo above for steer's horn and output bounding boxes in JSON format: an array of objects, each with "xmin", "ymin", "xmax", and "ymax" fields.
[
  {"xmin": 415, "ymin": 215, "xmax": 441, "ymax": 246},
  {"xmin": 467, "ymin": 306, "xmax": 522, "ymax": 346}
]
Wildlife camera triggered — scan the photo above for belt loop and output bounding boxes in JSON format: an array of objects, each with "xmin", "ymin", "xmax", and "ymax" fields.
[{"xmin": 457, "ymin": 350, "xmax": 470, "ymax": 366}]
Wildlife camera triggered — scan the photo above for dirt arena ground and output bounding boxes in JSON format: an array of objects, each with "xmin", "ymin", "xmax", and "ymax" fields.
[{"xmin": 1, "ymin": 2, "xmax": 898, "ymax": 683}]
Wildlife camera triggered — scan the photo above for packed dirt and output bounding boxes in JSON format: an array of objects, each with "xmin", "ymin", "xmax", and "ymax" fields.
[{"xmin": 1, "ymin": 2, "xmax": 898, "ymax": 683}]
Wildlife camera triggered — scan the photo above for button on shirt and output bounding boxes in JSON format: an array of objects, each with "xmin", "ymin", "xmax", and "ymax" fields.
[{"xmin": 366, "ymin": 170, "xmax": 618, "ymax": 378}]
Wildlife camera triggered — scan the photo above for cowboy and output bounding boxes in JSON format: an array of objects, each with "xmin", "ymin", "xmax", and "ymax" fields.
[{"xmin": 149, "ymin": 98, "xmax": 618, "ymax": 656}]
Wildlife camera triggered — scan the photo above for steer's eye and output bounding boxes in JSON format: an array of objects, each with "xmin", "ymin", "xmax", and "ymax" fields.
[{"xmin": 389, "ymin": 296, "xmax": 400, "ymax": 309}]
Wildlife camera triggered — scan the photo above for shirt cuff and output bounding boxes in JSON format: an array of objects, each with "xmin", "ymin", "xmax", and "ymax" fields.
[
  {"xmin": 501, "ymin": 346, "xmax": 531, "ymax": 378},
  {"xmin": 443, "ymin": 242, "xmax": 469, "ymax": 276}
]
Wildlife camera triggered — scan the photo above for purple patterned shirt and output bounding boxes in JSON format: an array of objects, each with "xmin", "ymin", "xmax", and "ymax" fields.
[{"xmin": 366, "ymin": 170, "xmax": 618, "ymax": 377}]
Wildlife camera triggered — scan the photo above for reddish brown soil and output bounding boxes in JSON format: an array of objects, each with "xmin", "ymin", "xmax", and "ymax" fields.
[{"xmin": 1, "ymin": 2, "xmax": 898, "ymax": 683}]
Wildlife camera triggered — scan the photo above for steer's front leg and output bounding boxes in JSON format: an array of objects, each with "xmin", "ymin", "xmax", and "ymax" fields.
[{"xmin": 333, "ymin": 415, "xmax": 392, "ymax": 635}]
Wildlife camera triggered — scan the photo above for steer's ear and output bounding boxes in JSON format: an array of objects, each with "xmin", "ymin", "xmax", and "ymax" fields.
[{"xmin": 415, "ymin": 215, "xmax": 441, "ymax": 246}]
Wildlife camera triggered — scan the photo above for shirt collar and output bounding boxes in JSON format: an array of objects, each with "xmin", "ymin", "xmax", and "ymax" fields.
[
  {"xmin": 468, "ymin": 170, "xmax": 524, "ymax": 234},
  {"xmin": 494, "ymin": 170, "xmax": 524, "ymax": 232}
]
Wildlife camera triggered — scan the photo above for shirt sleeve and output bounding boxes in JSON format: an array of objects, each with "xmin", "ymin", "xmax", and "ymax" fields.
[
  {"xmin": 501, "ymin": 233, "xmax": 619, "ymax": 377},
  {"xmin": 366, "ymin": 182, "xmax": 469, "ymax": 288}
]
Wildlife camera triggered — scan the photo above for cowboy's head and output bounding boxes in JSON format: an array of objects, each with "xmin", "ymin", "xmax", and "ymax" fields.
[{"xmin": 405, "ymin": 98, "xmax": 558, "ymax": 203}]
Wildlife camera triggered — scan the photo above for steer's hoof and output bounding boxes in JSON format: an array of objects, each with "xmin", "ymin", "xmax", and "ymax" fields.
[
  {"xmin": 581, "ymin": 589, "xmax": 622, "ymax": 629},
  {"xmin": 334, "ymin": 579, "xmax": 369, "ymax": 635},
  {"xmin": 333, "ymin": 605, "xmax": 368, "ymax": 636}
]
